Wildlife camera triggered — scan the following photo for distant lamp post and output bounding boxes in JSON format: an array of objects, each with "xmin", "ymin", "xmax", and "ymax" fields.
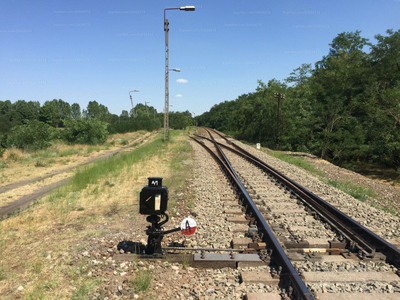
[
  {"xmin": 129, "ymin": 89, "xmax": 139, "ymax": 117},
  {"xmin": 164, "ymin": 6, "xmax": 195, "ymax": 141},
  {"xmin": 145, "ymin": 101, "xmax": 150, "ymax": 119},
  {"xmin": 274, "ymin": 93, "xmax": 285, "ymax": 149},
  {"xmin": 192, "ymin": 111, "xmax": 196, "ymax": 126}
]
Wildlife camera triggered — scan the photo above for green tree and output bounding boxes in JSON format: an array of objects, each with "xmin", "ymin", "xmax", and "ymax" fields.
[
  {"xmin": 58, "ymin": 99, "xmax": 71, "ymax": 124},
  {"xmin": 71, "ymin": 103, "xmax": 81, "ymax": 119},
  {"xmin": 39, "ymin": 99, "xmax": 60, "ymax": 127},
  {"xmin": 6, "ymin": 120, "xmax": 57, "ymax": 150},
  {"xmin": 63, "ymin": 118, "xmax": 108, "ymax": 145},
  {"xmin": 86, "ymin": 101, "xmax": 110, "ymax": 122},
  {"xmin": 313, "ymin": 31, "xmax": 370, "ymax": 161}
]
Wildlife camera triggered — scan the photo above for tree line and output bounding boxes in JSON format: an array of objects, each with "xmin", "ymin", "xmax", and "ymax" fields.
[
  {"xmin": 197, "ymin": 29, "xmax": 400, "ymax": 169},
  {"xmin": 0, "ymin": 98, "xmax": 194, "ymax": 153}
]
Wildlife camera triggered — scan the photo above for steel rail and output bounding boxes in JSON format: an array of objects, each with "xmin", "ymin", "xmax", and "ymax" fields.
[
  {"xmin": 191, "ymin": 133, "xmax": 314, "ymax": 300},
  {"xmin": 205, "ymin": 128, "xmax": 400, "ymax": 268}
]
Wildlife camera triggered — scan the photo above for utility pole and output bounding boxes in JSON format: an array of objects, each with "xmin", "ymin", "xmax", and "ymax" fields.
[
  {"xmin": 164, "ymin": 6, "xmax": 195, "ymax": 141},
  {"xmin": 129, "ymin": 90, "xmax": 139, "ymax": 117},
  {"xmin": 274, "ymin": 93, "xmax": 285, "ymax": 149},
  {"xmin": 192, "ymin": 112, "xmax": 196, "ymax": 126}
]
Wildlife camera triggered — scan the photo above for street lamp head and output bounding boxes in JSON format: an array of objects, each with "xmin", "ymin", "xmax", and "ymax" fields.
[
  {"xmin": 172, "ymin": 68, "xmax": 181, "ymax": 72},
  {"xmin": 180, "ymin": 6, "xmax": 195, "ymax": 11}
]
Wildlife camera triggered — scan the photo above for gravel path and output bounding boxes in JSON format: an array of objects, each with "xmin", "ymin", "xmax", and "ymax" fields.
[
  {"xmin": 74, "ymin": 135, "xmax": 400, "ymax": 299},
  {"xmin": 233, "ymin": 140, "xmax": 400, "ymax": 242}
]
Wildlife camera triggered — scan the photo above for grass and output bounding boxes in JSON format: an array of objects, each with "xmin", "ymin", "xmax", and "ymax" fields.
[
  {"xmin": 323, "ymin": 179, "xmax": 376, "ymax": 202},
  {"xmin": 265, "ymin": 149, "xmax": 377, "ymax": 201},
  {"xmin": 5, "ymin": 149, "xmax": 23, "ymax": 162},
  {"xmin": 0, "ymin": 130, "xmax": 196, "ymax": 298},
  {"xmin": 59, "ymin": 148, "xmax": 82, "ymax": 157},
  {"xmin": 263, "ymin": 148, "xmax": 397, "ymax": 215},
  {"xmin": 267, "ymin": 151, "xmax": 324, "ymax": 177},
  {"xmin": 131, "ymin": 270, "xmax": 153, "ymax": 292},
  {"xmin": 34, "ymin": 159, "xmax": 47, "ymax": 167}
]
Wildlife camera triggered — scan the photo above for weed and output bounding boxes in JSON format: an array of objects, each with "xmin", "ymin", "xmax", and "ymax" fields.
[
  {"xmin": 35, "ymin": 149, "xmax": 57, "ymax": 159},
  {"xmin": 104, "ymin": 181, "xmax": 115, "ymax": 187},
  {"xmin": 324, "ymin": 179, "xmax": 375, "ymax": 201},
  {"xmin": 98, "ymin": 229, "xmax": 111, "ymax": 236},
  {"xmin": 91, "ymin": 186, "xmax": 99, "ymax": 195},
  {"xmin": 83, "ymin": 230, "xmax": 97, "ymax": 238},
  {"xmin": 71, "ymin": 283, "xmax": 90, "ymax": 300},
  {"xmin": 25, "ymin": 283, "xmax": 45, "ymax": 300},
  {"xmin": 106, "ymin": 201, "xmax": 120, "ymax": 216},
  {"xmin": 382, "ymin": 206, "xmax": 399, "ymax": 216},
  {"xmin": 182, "ymin": 254, "xmax": 190, "ymax": 270},
  {"xmin": 43, "ymin": 278, "xmax": 61, "ymax": 290},
  {"xmin": 6, "ymin": 149, "xmax": 23, "ymax": 162},
  {"xmin": 131, "ymin": 270, "xmax": 153, "ymax": 292},
  {"xmin": 269, "ymin": 152, "xmax": 324, "ymax": 177},
  {"xmin": 0, "ymin": 266, "xmax": 6, "ymax": 281},
  {"xmin": 60, "ymin": 148, "xmax": 80, "ymax": 157},
  {"xmin": 22, "ymin": 153, "xmax": 32, "ymax": 164},
  {"xmin": 32, "ymin": 260, "xmax": 42, "ymax": 274},
  {"xmin": 0, "ymin": 162, "xmax": 7, "ymax": 169},
  {"xmin": 35, "ymin": 159, "xmax": 47, "ymax": 167}
]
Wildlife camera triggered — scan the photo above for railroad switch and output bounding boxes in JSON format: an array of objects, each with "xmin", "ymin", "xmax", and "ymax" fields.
[{"xmin": 139, "ymin": 177, "xmax": 196, "ymax": 255}]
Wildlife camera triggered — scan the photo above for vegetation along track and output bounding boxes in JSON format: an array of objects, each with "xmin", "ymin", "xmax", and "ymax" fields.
[
  {"xmin": 190, "ymin": 127, "xmax": 400, "ymax": 300},
  {"xmin": 0, "ymin": 132, "xmax": 154, "ymax": 218}
]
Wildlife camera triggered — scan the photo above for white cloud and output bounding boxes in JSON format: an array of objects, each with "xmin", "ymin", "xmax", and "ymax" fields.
[
  {"xmin": 176, "ymin": 78, "xmax": 188, "ymax": 83},
  {"xmin": 175, "ymin": 94, "xmax": 182, "ymax": 98}
]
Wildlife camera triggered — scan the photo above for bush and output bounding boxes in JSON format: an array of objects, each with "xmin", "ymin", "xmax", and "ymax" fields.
[
  {"xmin": 6, "ymin": 120, "xmax": 57, "ymax": 150},
  {"xmin": 63, "ymin": 118, "xmax": 108, "ymax": 145}
]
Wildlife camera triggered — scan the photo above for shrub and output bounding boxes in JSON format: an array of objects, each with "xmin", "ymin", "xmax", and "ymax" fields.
[
  {"xmin": 6, "ymin": 120, "xmax": 57, "ymax": 151},
  {"xmin": 63, "ymin": 118, "xmax": 108, "ymax": 145}
]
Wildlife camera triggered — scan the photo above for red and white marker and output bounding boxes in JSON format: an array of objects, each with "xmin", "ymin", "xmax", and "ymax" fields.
[{"xmin": 180, "ymin": 217, "xmax": 197, "ymax": 235}]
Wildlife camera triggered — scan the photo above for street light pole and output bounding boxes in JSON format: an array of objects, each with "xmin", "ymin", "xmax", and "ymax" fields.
[
  {"xmin": 192, "ymin": 111, "xmax": 196, "ymax": 126},
  {"xmin": 274, "ymin": 93, "xmax": 285, "ymax": 149},
  {"xmin": 164, "ymin": 6, "xmax": 195, "ymax": 141},
  {"xmin": 129, "ymin": 89, "xmax": 139, "ymax": 117}
]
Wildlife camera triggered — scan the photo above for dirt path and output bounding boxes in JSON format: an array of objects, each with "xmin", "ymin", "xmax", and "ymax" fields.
[{"xmin": 0, "ymin": 132, "xmax": 156, "ymax": 218}]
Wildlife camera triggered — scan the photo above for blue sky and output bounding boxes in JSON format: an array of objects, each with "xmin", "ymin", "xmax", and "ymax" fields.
[{"xmin": 1, "ymin": 0, "xmax": 399, "ymax": 117}]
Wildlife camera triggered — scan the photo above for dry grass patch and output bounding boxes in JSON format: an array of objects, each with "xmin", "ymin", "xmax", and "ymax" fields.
[
  {"xmin": 0, "ymin": 131, "xmax": 151, "ymax": 186},
  {"xmin": 0, "ymin": 129, "xmax": 194, "ymax": 299}
]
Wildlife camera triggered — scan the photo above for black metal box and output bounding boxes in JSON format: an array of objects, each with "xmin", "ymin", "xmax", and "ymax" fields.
[{"xmin": 139, "ymin": 177, "xmax": 168, "ymax": 215}]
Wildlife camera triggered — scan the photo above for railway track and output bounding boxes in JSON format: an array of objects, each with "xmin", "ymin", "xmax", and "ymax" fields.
[{"xmin": 186, "ymin": 127, "xmax": 400, "ymax": 300}]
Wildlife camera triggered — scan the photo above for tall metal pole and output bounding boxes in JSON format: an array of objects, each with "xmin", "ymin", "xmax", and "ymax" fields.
[
  {"xmin": 164, "ymin": 14, "xmax": 170, "ymax": 140},
  {"xmin": 129, "ymin": 90, "xmax": 139, "ymax": 118},
  {"xmin": 274, "ymin": 93, "xmax": 285, "ymax": 149},
  {"xmin": 163, "ymin": 6, "xmax": 195, "ymax": 141}
]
